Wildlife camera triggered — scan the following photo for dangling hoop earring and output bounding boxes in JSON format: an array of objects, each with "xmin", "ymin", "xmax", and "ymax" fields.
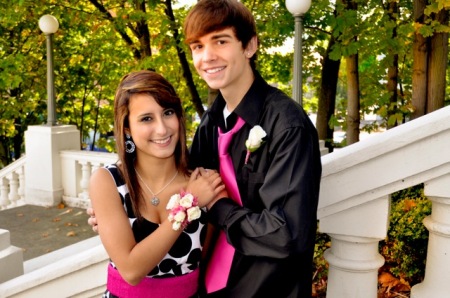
[{"xmin": 125, "ymin": 134, "xmax": 135, "ymax": 154}]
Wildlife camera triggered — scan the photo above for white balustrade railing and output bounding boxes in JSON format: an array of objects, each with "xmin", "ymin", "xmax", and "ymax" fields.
[
  {"xmin": 60, "ymin": 150, "xmax": 118, "ymax": 209},
  {"xmin": 0, "ymin": 156, "xmax": 26, "ymax": 210}
]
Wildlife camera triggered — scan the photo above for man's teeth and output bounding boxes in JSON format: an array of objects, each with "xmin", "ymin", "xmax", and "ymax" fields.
[{"xmin": 206, "ymin": 67, "xmax": 224, "ymax": 74}]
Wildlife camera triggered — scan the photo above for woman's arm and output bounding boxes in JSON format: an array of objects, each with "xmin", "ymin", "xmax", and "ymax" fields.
[{"xmin": 89, "ymin": 168, "xmax": 183, "ymax": 285}]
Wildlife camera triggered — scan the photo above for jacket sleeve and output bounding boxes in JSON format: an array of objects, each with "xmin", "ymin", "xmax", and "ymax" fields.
[{"xmin": 207, "ymin": 124, "xmax": 322, "ymax": 258}]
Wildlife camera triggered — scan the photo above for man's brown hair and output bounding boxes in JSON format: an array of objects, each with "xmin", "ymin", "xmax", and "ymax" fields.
[{"xmin": 183, "ymin": 0, "xmax": 258, "ymax": 69}]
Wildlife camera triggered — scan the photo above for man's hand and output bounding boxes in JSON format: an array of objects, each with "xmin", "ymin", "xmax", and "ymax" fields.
[{"xmin": 86, "ymin": 207, "xmax": 98, "ymax": 233}]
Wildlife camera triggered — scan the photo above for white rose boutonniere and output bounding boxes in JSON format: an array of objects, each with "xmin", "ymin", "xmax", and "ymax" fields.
[{"xmin": 245, "ymin": 125, "xmax": 267, "ymax": 164}]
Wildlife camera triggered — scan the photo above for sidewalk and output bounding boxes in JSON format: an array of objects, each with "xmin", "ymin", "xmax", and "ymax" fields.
[{"xmin": 0, "ymin": 204, "xmax": 97, "ymax": 261}]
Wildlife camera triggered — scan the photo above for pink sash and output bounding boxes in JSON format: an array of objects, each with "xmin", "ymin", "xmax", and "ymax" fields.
[{"xmin": 107, "ymin": 264, "xmax": 199, "ymax": 298}]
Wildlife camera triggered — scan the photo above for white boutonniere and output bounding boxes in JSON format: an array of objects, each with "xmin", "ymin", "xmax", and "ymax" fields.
[{"xmin": 245, "ymin": 125, "xmax": 267, "ymax": 164}]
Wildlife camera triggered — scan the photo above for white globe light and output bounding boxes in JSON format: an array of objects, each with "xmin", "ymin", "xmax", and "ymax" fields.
[
  {"xmin": 285, "ymin": 0, "xmax": 312, "ymax": 15},
  {"xmin": 39, "ymin": 15, "xmax": 59, "ymax": 34}
]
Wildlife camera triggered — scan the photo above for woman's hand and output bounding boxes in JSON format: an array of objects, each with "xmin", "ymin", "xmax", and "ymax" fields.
[
  {"xmin": 86, "ymin": 207, "xmax": 99, "ymax": 232},
  {"xmin": 186, "ymin": 168, "xmax": 226, "ymax": 208}
]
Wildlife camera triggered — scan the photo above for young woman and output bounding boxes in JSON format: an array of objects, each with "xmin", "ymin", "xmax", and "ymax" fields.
[{"xmin": 89, "ymin": 70, "xmax": 224, "ymax": 298}]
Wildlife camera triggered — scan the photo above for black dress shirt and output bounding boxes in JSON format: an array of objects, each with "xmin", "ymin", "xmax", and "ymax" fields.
[{"xmin": 189, "ymin": 71, "xmax": 322, "ymax": 298}]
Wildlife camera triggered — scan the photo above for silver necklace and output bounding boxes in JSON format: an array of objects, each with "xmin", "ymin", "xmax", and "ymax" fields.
[{"xmin": 135, "ymin": 169, "xmax": 178, "ymax": 206}]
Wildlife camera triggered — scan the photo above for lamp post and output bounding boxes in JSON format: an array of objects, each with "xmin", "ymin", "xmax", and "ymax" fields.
[
  {"xmin": 285, "ymin": 0, "xmax": 311, "ymax": 106},
  {"xmin": 38, "ymin": 14, "xmax": 59, "ymax": 126}
]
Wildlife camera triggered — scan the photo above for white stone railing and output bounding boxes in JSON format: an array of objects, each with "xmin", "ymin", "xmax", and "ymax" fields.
[
  {"xmin": 60, "ymin": 150, "xmax": 118, "ymax": 209},
  {"xmin": 1, "ymin": 106, "xmax": 450, "ymax": 297},
  {"xmin": 0, "ymin": 156, "xmax": 26, "ymax": 210},
  {"xmin": 319, "ymin": 105, "xmax": 450, "ymax": 298}
]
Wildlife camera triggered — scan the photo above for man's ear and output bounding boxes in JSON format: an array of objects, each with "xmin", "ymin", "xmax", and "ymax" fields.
[{"xmin": 245, "ymin": 36, "xmax": 258, "ymax": 57}]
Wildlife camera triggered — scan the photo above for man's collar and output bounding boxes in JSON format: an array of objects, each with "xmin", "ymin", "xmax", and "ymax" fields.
[{"xmin": 209, "ymin": 71, "xmax": 269, "ymax": 128}]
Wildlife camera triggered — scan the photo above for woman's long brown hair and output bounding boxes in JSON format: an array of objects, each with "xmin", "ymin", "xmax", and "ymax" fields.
[{"xmin": 114, "ymin": 70, "xmax": 189, "ymax": 220}]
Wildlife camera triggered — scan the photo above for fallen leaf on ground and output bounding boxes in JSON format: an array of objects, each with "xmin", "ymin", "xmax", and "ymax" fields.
[
  {"xmin": 378, "ymin": 272, "xmax": 410, "ymax": 297},
  {"xmin": 66, "ymin": 231, "xmax": 76, "ymax": 237},
  {"xmin": 65, "ymin": 222, "xmax": 79, "ymax": 227}
]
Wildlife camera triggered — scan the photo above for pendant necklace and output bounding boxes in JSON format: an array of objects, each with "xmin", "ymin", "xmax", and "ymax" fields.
[{"xmin": 135, "ymin": 169, "xmax": 178, "ymax": 206}]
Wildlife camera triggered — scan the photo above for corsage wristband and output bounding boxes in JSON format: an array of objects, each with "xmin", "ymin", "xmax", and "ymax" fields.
[{"xmin": 166, "ymin": 191, "xmax": 201, "ymax": 231}]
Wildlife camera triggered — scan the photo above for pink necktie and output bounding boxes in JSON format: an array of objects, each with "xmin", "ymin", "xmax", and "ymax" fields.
[{"xmin": 205, "ymin": 116, "xmax": 245, "ymax": 293}]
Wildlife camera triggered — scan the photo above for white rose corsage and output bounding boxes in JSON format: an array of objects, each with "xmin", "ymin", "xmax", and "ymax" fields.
[
  {"xmin": 245, "ymin": 125, "xmax": 267, "ymax": 164},
  {"xmin": 166, "ymin": 191, "xmax": 201, "ymax": 231}
]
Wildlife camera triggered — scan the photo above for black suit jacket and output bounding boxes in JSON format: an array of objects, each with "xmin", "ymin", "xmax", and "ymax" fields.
[{"xmin": 189, "ymin": 72, "xmax": 322, "ymax": 298}]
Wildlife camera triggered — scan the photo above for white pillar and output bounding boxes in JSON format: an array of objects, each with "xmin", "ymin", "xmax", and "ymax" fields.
[
  {"xmin": 24, "ymin": 125, "xmax": 80, "ymax": 206},
  {"xmin": 324, "ymin": 234, "xmax": 384, "ymax": 298},
  {"xmin": 0, "ymin": 229, "xmax": 23, "ymax": 282},
  {"xmin": 411, "ymin": 174, "xmax": 450, "ymax": 297},
  {"xmin": 320, "ymin": 196, "xmax": 390, "ymax": 297}
]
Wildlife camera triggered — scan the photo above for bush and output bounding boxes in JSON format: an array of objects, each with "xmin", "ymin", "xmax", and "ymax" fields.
[
  {"xmin": 380, "ymin": 184, "xmax": 431, "ymax": 285},
  {"xmin": 312, "ymin": 230, "xmax": 330, "ymax": 297}
]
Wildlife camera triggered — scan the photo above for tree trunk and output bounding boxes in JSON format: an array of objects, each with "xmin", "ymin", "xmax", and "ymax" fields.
[
  {"xmin": 411, "ymin": 0, "xmax": 428, "ymax": 119},
  {"xmin": 344, "ymin": 0, "xmax": 359, "ymax": 145},
  {"xmin": 386, "ymin": 0, "xmax": 399, "ymax": 129},
  {"xmin": 427, "ymin": 8, "xmax": 448, "ymax": 113},
  {"xmin": 316, "ymin": 34, "xmax": 340, "ymax": 152},
  {"xmin": 346, "ymin": 53, "xmax": 360, "ymax": 144}
]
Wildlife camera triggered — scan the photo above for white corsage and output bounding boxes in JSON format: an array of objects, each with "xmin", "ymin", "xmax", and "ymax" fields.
[
  {"xmin": 245, "ymin": 125, "xmax": 267, "ymax": 164},
  {"xmin": 167, "ymin": 191, "xmax": 201, "ymax": 231}
]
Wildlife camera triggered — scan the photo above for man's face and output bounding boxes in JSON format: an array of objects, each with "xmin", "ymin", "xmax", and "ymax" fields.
[{"xmin": 188, "ymin": 28, "xmax": 253, "ymax": 93}]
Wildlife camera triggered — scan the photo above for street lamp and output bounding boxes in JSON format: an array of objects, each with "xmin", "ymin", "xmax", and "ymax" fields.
[
  {"xmin": 38, "ymin": 14, "xmax": 59, "ymax": 126},
  {"xmin": 285, "ymin": 0, "xmax": 311, "ymax": 106}
]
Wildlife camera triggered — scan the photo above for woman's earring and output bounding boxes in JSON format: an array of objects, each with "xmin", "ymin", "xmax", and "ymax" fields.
[{"xmin": 125, "ymin": 134, "xmax": 135, "ymax": 153}]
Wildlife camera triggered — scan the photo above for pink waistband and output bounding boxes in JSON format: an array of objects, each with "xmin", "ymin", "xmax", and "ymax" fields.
[{"xmin": 107, "ymin": 264, "xmax": 199, "ymax": 298}]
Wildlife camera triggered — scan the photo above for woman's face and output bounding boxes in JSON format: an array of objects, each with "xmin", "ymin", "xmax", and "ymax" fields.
[{"xmin": 126, "ymin": 93, "xmax": 179, "ymax": 160}]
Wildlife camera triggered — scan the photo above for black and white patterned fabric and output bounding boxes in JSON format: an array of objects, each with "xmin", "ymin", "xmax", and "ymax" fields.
[{"xmin": 102, "ymin": 164, "xmax": 207, "ymax": 297}]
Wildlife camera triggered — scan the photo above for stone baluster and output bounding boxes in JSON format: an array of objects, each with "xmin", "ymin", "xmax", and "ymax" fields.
[
  {"xmin": 79, "ymin": 161, "xmax": 92, "ymax": 201},
  {"xmin": 17, "ymin": 166, "xmax": 25, "ymax": 203},
  {"xmin": 324, "ymin": 234, "xmax": 385, "ymax": 298},
  {"xmin": 7, "ymin": 172, "xmax": 20, "ymax": 207},
  {"xmin": 91, "ymin": 161, "xmax": 102, "ymax": 174},
  {"xmin": 320, "ymin": 196, "xmax": 390, "ymax": 297},
  {"xmin": 0, "ymin": 177, "xmax": 10, "ymax": 209},
  {"xmin": 411, "ymin": 174, "xmax": 450, "ymax": 297}
]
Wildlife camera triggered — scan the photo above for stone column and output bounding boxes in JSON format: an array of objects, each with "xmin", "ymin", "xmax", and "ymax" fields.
[
  {"xmin": 411, "ymin": 174, "xmax": 450, "ymax": 297},
  {"xmin": 325, "ymin": 234, "xmax": 385, "ymax": 298},
  {"xmin": 320, "ymin": 196, "xmax": 390, "ymax": 297},
  {"xmin": 24, "ymin": 125, "xmax": 80, "ymax": 206}
]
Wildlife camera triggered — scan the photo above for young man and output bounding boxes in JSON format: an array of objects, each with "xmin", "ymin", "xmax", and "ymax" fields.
[{"xmin": 184, "ymin": 1, "xmax": 322, "ymax": 297}]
